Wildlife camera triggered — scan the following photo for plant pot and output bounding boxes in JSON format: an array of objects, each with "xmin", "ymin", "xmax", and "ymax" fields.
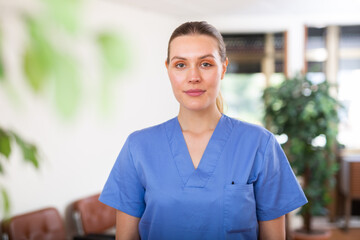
[{"xmin": 292, "ymin": 229, "xmax": 331, "ymax": 240}]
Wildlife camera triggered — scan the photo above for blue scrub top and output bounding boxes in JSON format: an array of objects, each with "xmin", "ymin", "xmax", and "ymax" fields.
[{"xmin": 99, "ymin": 115, "xmax": 307, "ymax": 239}]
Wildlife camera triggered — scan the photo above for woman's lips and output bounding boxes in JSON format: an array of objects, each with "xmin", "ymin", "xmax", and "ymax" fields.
[{"xmin": 184, "ymin": 89, "xmax": 206, "ymax": 97}]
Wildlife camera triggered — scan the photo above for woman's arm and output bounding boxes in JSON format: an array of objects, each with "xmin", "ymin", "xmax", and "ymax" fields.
[
  {"xmin": 258, "ymin": 215, "xmax": 285, "ymax": 240},
  {"xmin": 116, "ymin": 210, "xmax": 141, "ymax": 240}
]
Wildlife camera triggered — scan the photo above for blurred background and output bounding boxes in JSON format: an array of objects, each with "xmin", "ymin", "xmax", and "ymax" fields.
[{"xmin": 0, "ymin": 0, "xmax": 360, "ymax": 239}]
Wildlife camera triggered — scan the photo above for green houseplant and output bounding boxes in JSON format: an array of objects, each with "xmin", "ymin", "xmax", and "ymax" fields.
[{"xmin": 263, "ymin": 75, "xmax": 340, "ymax": 238}]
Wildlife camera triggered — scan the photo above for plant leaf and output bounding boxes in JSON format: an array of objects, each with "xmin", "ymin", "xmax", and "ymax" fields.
[
  {"xmin": 52, "ymin": 52, "xmax": 81, "ymax": 118},
  {"xmin": 0, "ymin": 58, "xmax": 4, "ymax": 80},
  {"xmin": 42, "ymin": 0, "xmax": 83, "ymax": 34},
  {"xmin": 0, "ymin": 128, "xmax": 11, "ymax": 159},
  {"xmin": 23, "ymin": 45, "xmax": 47, "ymax": 92},
  {"xmin": 11, "ymin": 132, "xmax": 39, "ymax": 169},
  {"xmin": 97, "ymin": 32, "xmax": 130, "ymax": 76},
  {"xmin": 1, "ymin": 187, "xmax": 11, "ymax": 217},
  {"xmin": 23, "ymin": 17, "xmax": 55, "ymax": 92}
]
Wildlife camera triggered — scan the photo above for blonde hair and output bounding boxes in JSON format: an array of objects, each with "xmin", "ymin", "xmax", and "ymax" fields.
[
  {"xmin": 216, "ymin": 92, "xmax": 224, "ymax": 113},
  {"xmin": 167, "ymin": 21, "xmax": 227, "ymax": 113}
]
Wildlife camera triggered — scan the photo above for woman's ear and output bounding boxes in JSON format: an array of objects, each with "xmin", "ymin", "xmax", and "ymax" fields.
[
  {"xmin": 165, "ymin": 60, "xmax": 169, "ymax": 69},
  {"xmin": 221, "ymin": 58, "xmax": 229, "ymax": 80}
]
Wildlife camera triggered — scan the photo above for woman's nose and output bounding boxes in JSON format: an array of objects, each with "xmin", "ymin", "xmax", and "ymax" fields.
[{"xmin": 188, "ymin": 67, "xmax": 201, "ymax": 83}]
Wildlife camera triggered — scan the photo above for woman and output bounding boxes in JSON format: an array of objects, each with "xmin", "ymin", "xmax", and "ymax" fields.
[{"xmin": 99, "ymin": 21, "xmax": 307, "ymax": 240}]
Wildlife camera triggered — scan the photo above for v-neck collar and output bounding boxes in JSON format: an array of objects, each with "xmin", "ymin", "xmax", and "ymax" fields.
[{"xmin": 165, "ymin": 114, "xmax": 233, "ymax": 188}]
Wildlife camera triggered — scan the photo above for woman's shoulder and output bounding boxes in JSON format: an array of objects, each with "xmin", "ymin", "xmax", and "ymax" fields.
[
  {"xmin": 127, "ymin": 117, "xmax": 177, "ymax": 142},
  {"xmin": 225, "ymin": 115, "xmax": 280, "ymax": 160},
  {"xmin": 224, "ymin": 115, "xmax": 273, "ymax": 139}
]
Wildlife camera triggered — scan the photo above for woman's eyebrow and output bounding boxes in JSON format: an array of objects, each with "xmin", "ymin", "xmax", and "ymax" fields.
[
  {"xmin": 199, "ymin": 54, "xmax": 215, "ymax": 59},
  {"xmin": 170, "ymin": 56, "xmax": 187, "ymax": 62},
  {"xmin": 170, "ymin": 54, "xmax": 215, "ymax": 62}
]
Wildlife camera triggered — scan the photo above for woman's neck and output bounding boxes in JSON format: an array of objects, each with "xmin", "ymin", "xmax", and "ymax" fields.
[{"xmin": 177, "ymin": 106, "xmax": 222, "ymax": 134}]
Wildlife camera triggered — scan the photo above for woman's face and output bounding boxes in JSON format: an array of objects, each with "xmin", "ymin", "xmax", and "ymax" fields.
[{"xmin": 166, "ymin": 35, "xmax": 227, "ymax": 113}]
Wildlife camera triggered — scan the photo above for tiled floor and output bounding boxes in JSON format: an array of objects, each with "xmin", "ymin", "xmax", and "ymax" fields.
[
  {"xmin": 316, "ymin": 217, "xmax": 360, "ymax": 240},
  {"xmin": 290, "ymin": 216, "xmax": 360, "ymax": 240},
  {"xmin": 330, "ymin": 228, "xmax": 360, "ymax": 240}
]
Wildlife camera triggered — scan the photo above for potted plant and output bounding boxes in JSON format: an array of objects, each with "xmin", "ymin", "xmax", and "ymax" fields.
[{"xmin": 263, "ymin": 75, "xmax": 341, "ymax": 239}]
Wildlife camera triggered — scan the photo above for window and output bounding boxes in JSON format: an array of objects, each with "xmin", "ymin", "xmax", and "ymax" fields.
[
  {"xmin": 305, "ymin": 27, "xmax": 327, "ymax": 83},
  {"xmin": 221, "ymin": 33, "xmax": 286, "ymax": 125},
  {"xmin": 305, "ymin": 25, "xmax": 360, "ymax": 150},
  {"xmin": 338, "ymin": 25, "xmax": 360, "ymax": 149}
]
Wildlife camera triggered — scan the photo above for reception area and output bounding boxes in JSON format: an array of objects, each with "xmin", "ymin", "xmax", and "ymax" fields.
[{"xmin": 0, "ymin": 0, "xmax": 360, "ymax": 239}]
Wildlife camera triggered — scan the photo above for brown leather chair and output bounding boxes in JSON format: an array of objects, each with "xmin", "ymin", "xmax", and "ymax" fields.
[
  {"xmin": 1, "ymin": 207, "xmax": 66, "ymax": 240},
  {"xmin": 69, "ymin": 193, "xmax": 115, "ymax": 240}
]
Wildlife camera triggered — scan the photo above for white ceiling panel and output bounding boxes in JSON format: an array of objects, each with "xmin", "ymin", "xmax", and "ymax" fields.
[{"xmin": 113, "ymin": 0, "xmax": 360, "ymax": 18}]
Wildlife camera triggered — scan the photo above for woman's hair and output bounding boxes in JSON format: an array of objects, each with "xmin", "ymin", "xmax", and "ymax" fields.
[{"xmin": 167, "ymin": 21, "xmax": 227, "ymax": 113}]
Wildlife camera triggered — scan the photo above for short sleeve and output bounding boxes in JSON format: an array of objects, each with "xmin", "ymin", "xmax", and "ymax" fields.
[
  {"xmin": 99, "ymin": 135, "xmax": 145, "ymax": 218},
  {"xmin": 254, "ymin": 134, "xmax": 308, "ymax": 221}
]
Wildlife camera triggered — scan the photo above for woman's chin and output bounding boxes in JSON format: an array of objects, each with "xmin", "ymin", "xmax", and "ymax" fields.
[{"xmin": 181, "ymin": 103, "xmax": 215, "ymax": 113}]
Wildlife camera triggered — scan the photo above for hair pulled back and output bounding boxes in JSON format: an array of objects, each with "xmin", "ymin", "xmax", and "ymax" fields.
[{"xmin": 166, "ymin": 21, "xmax": 227, "ymax": 113}]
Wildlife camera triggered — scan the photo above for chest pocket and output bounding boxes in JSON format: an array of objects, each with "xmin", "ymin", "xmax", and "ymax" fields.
[{"xmin": 224, "ymin": 183, "xmax": 257, "ymax": 234}]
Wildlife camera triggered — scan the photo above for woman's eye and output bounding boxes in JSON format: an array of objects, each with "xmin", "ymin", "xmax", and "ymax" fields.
[
  {"xmin": 175, "ymin": 63, "xmax": 185, "ymax": 68},
  {"xmin": 201, "ymin": 62, "xmax": 212, "ymax": 67}
]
